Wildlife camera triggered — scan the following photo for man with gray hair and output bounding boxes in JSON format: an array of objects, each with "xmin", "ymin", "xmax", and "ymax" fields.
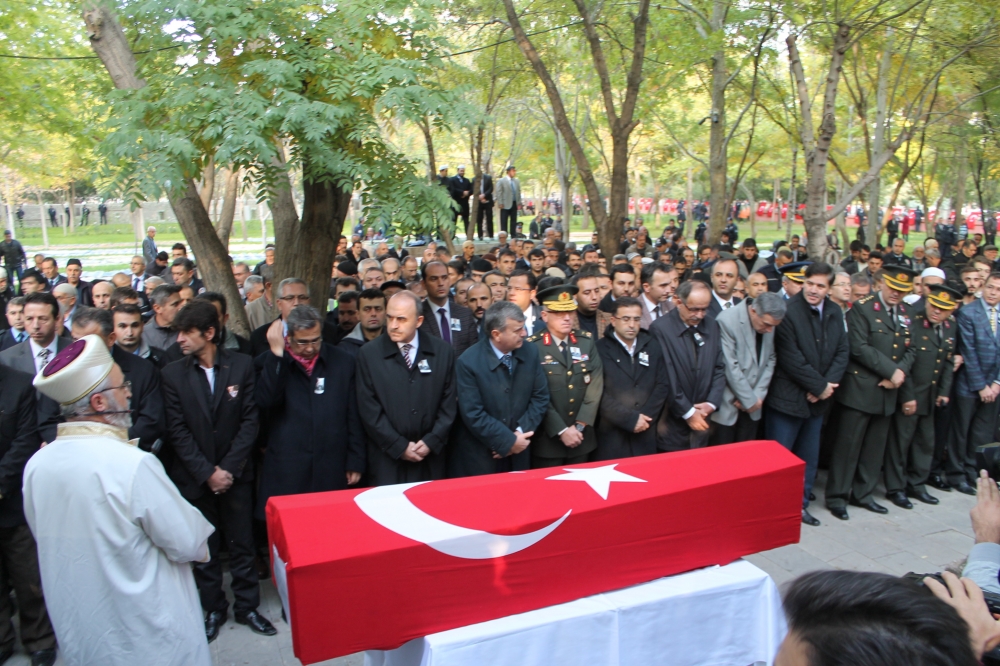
[
  {"xmin": 243, "ymin": 275, "xmax": 265, "ymax": 304},
  {"xmin": 710, "ymin": 291, "xmax": 785, "ymax": 446},
  {"xmin": 248, "ymin": 277, "xmax": 338, "ymax": 357},
  {"xmin": 143, "ymin": 284, "xmax": 183, "ymax": 350},
  {"xmin": 142, "ymin": 225, "xmax": 158, "ymax": 265},
  {"xmin": 449, "ymin": 300, "xmax": 549, "ymax": 477}
]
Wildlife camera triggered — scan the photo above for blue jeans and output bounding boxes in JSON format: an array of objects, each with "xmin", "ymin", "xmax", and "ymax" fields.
[{"xmin": 764, "ymin": 407, "xmax": 823, "ymax": 509}]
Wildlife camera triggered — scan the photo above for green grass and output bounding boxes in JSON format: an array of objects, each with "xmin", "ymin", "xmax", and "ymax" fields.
[{"xmin": 9, "ymin": 221, "xmax": 276, "ymax": 248}]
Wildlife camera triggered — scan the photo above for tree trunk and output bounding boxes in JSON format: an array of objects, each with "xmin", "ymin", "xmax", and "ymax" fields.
[
  {"xmin": 200, "ymin": 154, "xmax": 216, "ymax": 212},
  {"xmin": 1, "ymin": 170, "xmax": 15, "ymax": 236},
  {"xmin": 687, "ymin": 168, "xmax": 694, "ymax": 230},
  {"xmin": 866, "ymin": 32, "xmax": 893, "ymax": 245},
  {"xmin": 706, "ymin": 0, "xmax": 728, "ymax": 245},
  {"xmin": 786, "ymin": 147, "xmax": 797, "ymax": 244},
  {"xmin": 215, "ymin": 167, "xmax": 239, "ymax": 248},
  {"xmin": 83, "ymin": 2, "xmax": 249, "ymax": 335},
  {"xmin": 835, "ymin": 177, "xmax": 850, "ymax": 249},
  {"xmin": 772, "ymin": 178, "xmax": 780, "ymax": 230},
  {"xmin": 953, "ymin": 143, "xmax": 968, "ymax": 229},
  {"xmin": 69, "ymin": 181, "xmax": 76, "ymax": 232},
  {"xmin": 36, "ymin": 191, "xmax": 49, "ymax": 249}
]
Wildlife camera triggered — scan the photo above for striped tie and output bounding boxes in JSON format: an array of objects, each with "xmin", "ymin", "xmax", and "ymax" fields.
[{"xmin": 402, "ymin": 344, "xmax": 413, "ymax": 369}]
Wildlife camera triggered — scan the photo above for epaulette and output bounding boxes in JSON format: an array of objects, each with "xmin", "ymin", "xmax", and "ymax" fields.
[
  {"xmin": 527, "ymin": 334, "xmax": 541, "ymax": 342},
  {"xmin": 859, "ymin": 295, "xmax": 875, "ymax": 304},
  {"xmin": 577, "ymin": 330, "xmax": 592, "ymax": 338}
]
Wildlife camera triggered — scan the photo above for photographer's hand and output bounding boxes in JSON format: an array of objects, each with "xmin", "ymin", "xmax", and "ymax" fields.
[
  {"xmin": 924, "ymin": 572, "xmax": 1000, "ymax": 659},
  {"xmin": 973, "ymin": 470, "xmax": 1000, "ymax": 545}
]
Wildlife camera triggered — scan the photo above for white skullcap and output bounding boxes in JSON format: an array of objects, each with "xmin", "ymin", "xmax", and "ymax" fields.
[
  {"xmin": 53, "ymin": 283, "xmax": 77, "ymax": 297},
  {"xmin": 457, "ymin": 164, "xmax": 466, "ymax": 169},
  {"xmin": 439, "ymin": 164, "xmax": 449, "ymax": 171},
  {"xmin": 0, "ymin": 268, "xmax": 6, "ymax": 280},
  {"xmin": 34, "ymin": 335, "xmax": 114, "ymax": 405},
  {"xmin": 921, "ymin": 267, "xmax": 946, "ymax": 280}
]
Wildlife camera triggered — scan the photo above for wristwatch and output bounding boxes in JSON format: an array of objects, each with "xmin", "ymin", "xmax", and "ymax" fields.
[{"xmin": 574, "ymin": 423, "xmax": 585, "ymax": 433}]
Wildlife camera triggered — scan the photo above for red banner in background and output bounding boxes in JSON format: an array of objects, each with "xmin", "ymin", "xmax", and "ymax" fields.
[{"xmin": 268, "ymin": 441, "xmax": 804, "ymax": 664}]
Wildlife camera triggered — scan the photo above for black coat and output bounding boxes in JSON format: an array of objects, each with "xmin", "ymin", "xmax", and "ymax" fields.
[
  {"xmin": 420, "ymin": 299, "xmax": 479, "ymax": 358},
  {"xmin": 765, "ymin": 293, "xmax": 849, "ymax": 419},
  {"xmin": 0, "ymin": 365, "xmax": 40, "ymax": 527},
  {"xmin": 253, "ymin": 344, "xmax": 364, "ymax": 518},
  {"xmin": 161, "ymin": 347, "xmax": 259, "ymax": 500},
  {"xmin": 595, "ymin": 329, "xmax": 670, "ymax": 460},
  {"xmin": 355, "ymin": 331, "xmax": 457, "ymax": 485},
  {"xmin": 449, "ymin": 337, "xmax": 549, "ymax": 477},
  {"xmin": 112, "ymin": 345, "xmax": 165, "ymax": 452}
]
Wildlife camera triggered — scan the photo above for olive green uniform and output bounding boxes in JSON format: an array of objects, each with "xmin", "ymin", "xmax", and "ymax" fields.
[
  {"xmin": 528, "ymin": 330, "xmax": 604, "ymax": 467},
  {"xmin": 826, "ymin": 294, "xmax": 916, "ymax": 509},
  {"xmin": 884, "ymin": 311, "xmax": 956, "ymax": 495}
]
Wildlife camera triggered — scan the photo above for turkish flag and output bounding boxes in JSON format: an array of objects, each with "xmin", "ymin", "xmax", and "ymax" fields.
[{"xmin": 267, "ymin": 440, "xmax": 803, "ymax": 664}]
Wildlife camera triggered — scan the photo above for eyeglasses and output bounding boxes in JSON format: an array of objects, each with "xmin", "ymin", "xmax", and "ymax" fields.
[
  {"xmin": 98, "ymin": 380, "xmax": 131, "ymax": 393},
  {"xmin": 278, "ymin": 294, "xmax": 311, "ymax": 303},
  {"xmin": 679, "ymin": 302, "xmax": 709, "ymax": 314}
]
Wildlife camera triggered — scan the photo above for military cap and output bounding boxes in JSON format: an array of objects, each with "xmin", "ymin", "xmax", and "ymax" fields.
[
  {"xmin": 537, "ymin": 284, "xmax": 578, "ymax": 312},
  {"xmin": 925, "ymin": 283, "xmax": 963, "ymax": 310},
  {"xmin": 778, "ymin": 261, "xmax": 812, "ymax": 284},
  {"xmin": 881, "ymin": 265, "xmax": 917, "ymax": 293}
]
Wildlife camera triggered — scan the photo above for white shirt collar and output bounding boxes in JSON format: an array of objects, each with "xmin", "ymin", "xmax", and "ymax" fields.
[
  {"xmin": 29, "ymin": 337, "xmax": 59, "ymax": 374},
  {"xmin": 431, "ymin": 299, "xmax": 451, "ymax": 322},
  {"xmin": 641, "ymin": 294, "xmax": 660, "ymax": 318},
  {"xmin": 489, "ymin": 341, "xmax": 509, "ymax": 360},
  {"xmin": 712, "ymin": 291, "xmax": 734, "ymax": 308},
  {"xmin": 397, "ymin": 334, "xmax": 419, "ymax": 365},
  {"xmin": 550, "ymin": 332, "xmax": 567, "ymax": 348},
  {"xmin": 614, "ymin": 332, "xmax": 637, "ymax": 356}
]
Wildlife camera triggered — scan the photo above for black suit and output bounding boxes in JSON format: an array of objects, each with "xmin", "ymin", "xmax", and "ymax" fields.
[
  {"xmin": 477, "ymin": 174, "xmax": 495, "ymax": 239},
  {"xmin": 0, "ymin": 337, "xmax": 72, "ymax": 443},
  {"xmin": 356, "ymin": 331, "xmax": 458, "ymax": 485},
  {"xmin": 449, "ymin": 337, "xmax": 549, "ymax": 477},
  {"xmin": 0, "ymin": 365, "xmax": 55, "ymax": 653},
  {"xmin": 450, "ymin": 175, "xmax": 473, "ymax": 236},
  {"xmin": 650, "ymin": 309, "xmax": 726, "ymax": 451},
  {"xmin": 161, "ymin": 347, "xmax": 260, "ymax": 615},
  {"xmin": 254, "ymin": 344, "xmax": 364, "ymax": 518},
  {"xmin": 0, "ymin": 329, "xmax": 25, "ymax": 352},
  {"xmin": 595, "ymin": 329, "xmax": 670, "ymax": 459},
  {"xmin": 706, "ymin": 294, "xmax": 742, "ymax": 320},
  {"xmin": 111, "ymin": 345, "xmax": 165, "ymax": 453},
  {"xmin": 420, "ymin": 299, "xmax": 479, "ymax": 358}
]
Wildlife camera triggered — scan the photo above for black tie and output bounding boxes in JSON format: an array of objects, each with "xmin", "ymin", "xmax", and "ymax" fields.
[{"xmin": 559, "ymin": 341, "xmax": 569, "ymax": 364}]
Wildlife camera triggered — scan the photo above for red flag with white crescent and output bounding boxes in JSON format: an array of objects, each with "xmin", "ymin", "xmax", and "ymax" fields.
[{"xmin": 267, "ymin": 440, "xmax": 803, "ymax": 664}]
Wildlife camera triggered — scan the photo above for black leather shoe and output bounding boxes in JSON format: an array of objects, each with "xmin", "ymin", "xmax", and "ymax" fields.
[
  {"xmin": 801, "ymin": 509, "xmax": 821, "ymax": 526},
  {"xmin": 235, "ymin": 610, "xmax": 277, "ymax": 636},
  {"xmin": 927, "ymin": 475, "xmax": 952, "ymax": 491},
  {"xmin": 809, "ymin": 492, "xmax": 816, "ymax": 502},
  {"xmin": 954, "ymin": 482, "xmax": 977, "ymax": 496},
  {"xmin": 30, "ymin": 649, "xmax": 56, "ymax": 666},
  {"xmin": 205, "ymin": 609, "xmax": 227, "ymax": 643},
  {"xmin": 849, "ymin": 498, "xmax": 889, "ymax": 514},
  {"xmin": 830, "ymin": 506, "xmax": 850, "ymax": 520},
  {"xmin": 909, "ymin": 489, "xmax": 940, "ymax": 505},
  {"xmin": 0, "ymin": 648, "xmax": 14, "ymax": 666},
  {"xmin": 886, "ymin": 491, "xmax": 913, "ymax": 510}
]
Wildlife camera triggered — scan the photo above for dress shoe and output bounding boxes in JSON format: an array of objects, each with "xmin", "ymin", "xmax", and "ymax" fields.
[
  {"xmin": 235, "ymin": 610, "xmax": 277, "ymax": 636},
  {"xmin": 953, "ymin": 482, "xmax": 977, "ymax": 496},
  {"xmin": 801, "ymin": 509, "xmax": 821, "ymax": 526},
  {"xmin": 30, "ymin": 649, "xmax": 56, "ymax": 666},
  {"xmin": 886, "ymin": 491, "xmax": 913, "ymax": 510},
  {"xmin": 0, "ymin": 647, "xmax": 14, "ymax": 666},
  {"xmin": 908, "ymin": 489, "xmax": 940, "ymax": 505},
  {"xmin": 829, "ymin": 506, "xmax": 849, "ymax": 520},
  {"xmin": 927, "ymin": 474, "xmax": 952, "ymax": 491},
  {"xmin": 849, "ymin": 498, "xmax": 889, "ymax": 514},
  {"xmin": 205, "ymin": 609, "xmax": 227, "ymax": 643},
  {"xmin": 808, "ymin": 492, "xmax": 816, "ymax": 502}
]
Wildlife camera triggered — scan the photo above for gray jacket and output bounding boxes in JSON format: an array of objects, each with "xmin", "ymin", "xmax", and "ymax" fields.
[
  {"xmin": 495, "ymin": 176, "xmax": 521, "ymax": 211},
  {"xmin": 711, "ymin": 300, "xmax": 776, "ymax": 426}
]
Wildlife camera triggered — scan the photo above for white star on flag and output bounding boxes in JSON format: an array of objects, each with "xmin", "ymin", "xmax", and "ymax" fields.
[{"xmin": 545, "ymin": 464, "xmax": 646, "ymax": 500}]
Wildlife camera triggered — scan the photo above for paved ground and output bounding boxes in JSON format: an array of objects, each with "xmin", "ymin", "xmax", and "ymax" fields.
[{"xmin": 1, "ymin": 469, "xmax": 979, "ymax": 665}]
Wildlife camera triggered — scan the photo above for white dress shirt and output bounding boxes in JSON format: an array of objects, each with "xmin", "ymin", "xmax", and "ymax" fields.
[
  {"xmin": 614, "ymin": 332, "xmax": 637, "ymax": 357},
  {"xmin": 642, "ymin": 294, "xmax": 661, "ymax": 321},
  {"xmin": 712, "ymin": 291, "xmax": 735, "ymax": 311},
  {"xmin": 29, "ymin": 337, "xmax": 59, "ymax": 375}
]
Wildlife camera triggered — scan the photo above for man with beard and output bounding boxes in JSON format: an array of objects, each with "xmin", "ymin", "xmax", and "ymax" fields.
[
  {"xmin": 572, "ymin": 270, "xmax": 614, "ymax": 338},
  {"xmin": 466, "ymin": 282, "xmax": 492, "ymax": 338},
  {"xmin": 356, "ymin": 292, "xmax": 457, "ymax": 484},
  {"xmin": 25, "ymin": 336, "xmax": 213, "ymax": 666}
]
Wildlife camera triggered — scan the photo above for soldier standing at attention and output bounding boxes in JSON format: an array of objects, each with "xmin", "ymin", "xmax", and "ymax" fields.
[
  {"xmin": 528, "ymin": 285, "xmax": 604, "ymax": 468},
  {"xmin": 883, "ymin": 284, "xmax": 963, "ymax": 509},
  {"xmin": 825, "ymin": 266, "xmax": 917, "ymax": 520}
]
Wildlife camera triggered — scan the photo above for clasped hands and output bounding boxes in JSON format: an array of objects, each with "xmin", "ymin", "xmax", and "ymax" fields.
[
  {"xmin": 685, "ymin": 403, "xmax": 715, "ymax": 431},
  {"xmin": 207, "ymin": 466, "xmax": 234, "ymax": 494}
]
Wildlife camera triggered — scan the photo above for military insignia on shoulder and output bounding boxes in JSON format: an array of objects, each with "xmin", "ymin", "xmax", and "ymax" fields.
[
  {"xmin": 579, "ymin": 330, "xmax": 592, "ymax": 338},
  {"xmin": 527, "ymin": 334, "xmax": 540, "ymax": 342}
]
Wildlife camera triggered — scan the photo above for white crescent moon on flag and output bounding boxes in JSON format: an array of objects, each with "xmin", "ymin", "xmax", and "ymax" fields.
[{"xmin": 354, "ymin": 481, "xmax": 571, "ymax": 560}]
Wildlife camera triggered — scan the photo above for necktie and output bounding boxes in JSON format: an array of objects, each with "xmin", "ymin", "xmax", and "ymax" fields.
[
  {"xmin": 401, "ymin": 343, "xmax": 413, "ymax": 369},
  {"xmin": 654, "ymin": 303, "xmax": 661, "ymax": 319},
  {"xmin": 724, "ymin": 301, "xmax": 732, "ymax": 310},
  {"xmin": 133, "ymin": 276, "xmax": 140, "ymax": 290},
  {"xmin": 501, "ymin": 354, "xmax": 513, "ymax": 374},
  {"xmin": 438, "ymin": 308, "xmax": 451, "ymax": 344},
  {"xmin": 559, "ymin": 340, "xmax": 569, "ymax": 364},
  {"xmin": 37, "ymin": 348, "xmax": 51, "ymax": 371},
  {"xmin": 991, "ymin": 307, "xmax": 997, "ymax": 335}
]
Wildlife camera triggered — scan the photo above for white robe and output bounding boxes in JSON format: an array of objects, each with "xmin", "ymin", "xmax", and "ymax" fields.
[{"xmin": 23, "ymin": 422, "xmax": 214, "ymax": 666}]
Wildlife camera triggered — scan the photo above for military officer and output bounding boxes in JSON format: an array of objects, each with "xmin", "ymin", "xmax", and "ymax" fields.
[
  {"xmin": 883, "ymin": 284, "xmax": 962, "ymax": 509},
  {"xmin": 826, "ymin": 266, "xmax": 917, "ymax": 520},
  {"xmin": 527, "ymin": 284, "xmax": 604, "ymax": 468}
]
